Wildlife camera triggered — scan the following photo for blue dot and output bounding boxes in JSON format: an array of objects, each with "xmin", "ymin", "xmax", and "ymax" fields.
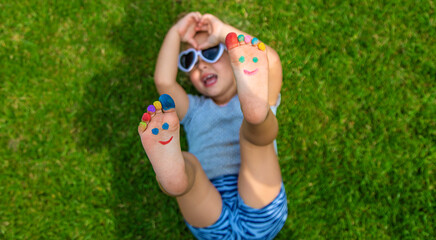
[
  {"xmin": 162, "ymin": 123, "xmax": 169, "ymax": 130},
  {"xmin": 152, "ymin": 128, "xmax": 159, "ymax": 135},
  {"xmin": 239, "ymin": 56, "xmax": 245, "ymax": 63},
  {"xmin": 158, "ymin": 94, "xmax": 175, "ymax": 111},
  {"xmin": 253, "ymin": 57, "xmax": 258, "ymax": 63}
]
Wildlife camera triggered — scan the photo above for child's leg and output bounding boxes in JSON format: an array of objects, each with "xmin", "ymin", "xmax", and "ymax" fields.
[
  {"xmin": 239, "ymin": 111, "xmax": 282, "ymax": 208},
  {"xmin": 176, "ymin": 152, "xmax": 222, "ymax": 227},
  {"xmin": 138, "ymin": 95, "xmax": 221, "ymax": 227},
  {"xmin": 226, "ymin": 33, "xmax": 283, "ymax": 208}
]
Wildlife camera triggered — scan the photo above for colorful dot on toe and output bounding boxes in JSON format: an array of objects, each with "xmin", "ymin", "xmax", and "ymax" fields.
[
  {"xmin": 152, "ymin": 128, "xmax": 159, "ymax": 135},
  {"xmin": 239, "ymin": 56, "xmax": 245, "ymax": 63},
  {"xmin": 251, "ymin": 38, "xmax": 259, "ymax": 45},
  {"xmin": 258, "ymin": 42, "xmax": 266, "ymax": 51},
  {"xmin": 244, "ymin": 35, "xmax": 252, "ymax": 44},
  {"xmin": 142, "ymin": 113, "xmax": 151, "ymax": 122},
  {"xmin": 159, "ymin": 94, "xmax": 175, "ymax": 111},
  {"xmin": 147, "ymin": 105, "xmax": 156, "ymax": 113},
  {"xmin": 139, "ymin": 122, "xmax": 147, "ymax": 132},
  {"xmin": 253, "ymin": 57, "xmax": 258, "ymax": 63},
  {"xmin": 225, "ymin": 32, "xmax": 239, "ymax": 50},
  {"xmin": 162, "ymin": 122, "xmax": 169, "ymax": 130},
  {"xmin": 153, "ymin": 101, "xmax": 162, "ymax": 110},
  {"xmin": 237, "ymin": 34, "xmax": 245, "ymax": 42}
]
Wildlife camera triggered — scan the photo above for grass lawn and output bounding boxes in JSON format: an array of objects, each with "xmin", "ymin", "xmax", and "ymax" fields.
[{"xmin": 1, "ymin": 0, "xmax": 434, "ymax": 239}]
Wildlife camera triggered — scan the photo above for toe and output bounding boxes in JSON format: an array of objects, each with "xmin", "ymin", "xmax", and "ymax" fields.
[
  {"xmin": 251, "ymin": 37, "xmax": 259, "ymax": 45},
  {"xmin": 147, "ymin": 104, "xmax": 156, "ymax": 116},
  {"xmin": 225, "ymin": 32, "xmax": 239, "ymax": 50},
  {"xmin": 153, "ymin": 101, "xmax": 162, "ymax": 112},
  {"xmin": 237, "ymin": 34, "xmax": 245, "ymax": 43},
  {"xmin": 244, "ymin": 35, "xmax": 252, "ymax": 44},
  {"xmin": 159, "ymin": 94, "xmax": 175, "ymax": 111},
  {"xmin": 138, "ymin": 121, "xmax": 148, "ymax": 134},
  {"xmin": 142, "ymin": 112, "xmax": 151, "ymax": 122},
  {"xmin": 258, "ymin": 42, "xmax": 266, "ymax": 51},
  {"xmin": 139, "ymin": 112, "xmax": 151, "ymax": 134}
]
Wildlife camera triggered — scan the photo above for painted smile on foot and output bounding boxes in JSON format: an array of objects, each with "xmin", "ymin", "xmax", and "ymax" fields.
[
  {"xmin": 243, "ymin": 68, "xmax": 258, "ymax": 76},
  {"xmin": 159, "ymin": 136, "xmax": 173, "ymax": 145}
]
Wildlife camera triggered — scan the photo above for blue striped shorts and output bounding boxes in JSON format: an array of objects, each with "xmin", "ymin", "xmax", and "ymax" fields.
[{"xmin": 185, "ymin": 175, "xmax": 288, "ymax": 240}]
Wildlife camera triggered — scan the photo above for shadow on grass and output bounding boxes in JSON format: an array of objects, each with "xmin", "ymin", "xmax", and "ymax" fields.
[{"xmin": 75, "ymin": 1, "xmax": 194, "ymax": 239}]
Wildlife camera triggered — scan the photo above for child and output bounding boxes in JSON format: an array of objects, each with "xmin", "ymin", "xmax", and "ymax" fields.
[{"xmin": 138, "ymin": 12, "xmax": 287, "ymax": 239}]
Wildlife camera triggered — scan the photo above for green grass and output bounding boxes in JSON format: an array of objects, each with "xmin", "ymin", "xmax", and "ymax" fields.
[{"xmin": 1, "ymin": 0, "xmax": 434, "ymax": 239}]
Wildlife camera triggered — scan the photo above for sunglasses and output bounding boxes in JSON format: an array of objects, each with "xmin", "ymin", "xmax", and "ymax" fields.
[{"xmin": 178, "ymin": 43, "xmax": 226, "ymax": 72}]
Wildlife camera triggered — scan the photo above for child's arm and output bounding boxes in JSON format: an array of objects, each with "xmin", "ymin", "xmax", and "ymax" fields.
[
  {"xmin": 196, "ymin": 14, "xmax": 282, "ymax": 106},
  {"xmin": 154, "ymin": 12, "xmax": 201, "ymax": 120}
]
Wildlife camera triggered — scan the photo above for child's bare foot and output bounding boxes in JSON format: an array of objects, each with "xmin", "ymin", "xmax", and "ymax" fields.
[
  {"xmin": 138, "ymin": 94, "xmax": 188, "ymax": 195},
  {"xmin": 226, "ymin": 32, "xmax": 269, "ymax": 125}
]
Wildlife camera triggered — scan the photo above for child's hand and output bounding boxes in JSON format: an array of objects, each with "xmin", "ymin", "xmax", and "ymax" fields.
[
  {"xmin": 195, "ymin": 14, "xmax": 226, "ymax": 49},
  {"xmin": 174, "ymin": 12, "xmax": 202, "ymax": 48}
]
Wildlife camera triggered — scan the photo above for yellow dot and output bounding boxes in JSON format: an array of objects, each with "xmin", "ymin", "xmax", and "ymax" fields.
[
  {"xmin": 153, "ymin": 101, "xmax": 162, "ymax": 110},
  {"xmin": 258, "ymin": 42, "xmax": 266, "ymax": 51}
]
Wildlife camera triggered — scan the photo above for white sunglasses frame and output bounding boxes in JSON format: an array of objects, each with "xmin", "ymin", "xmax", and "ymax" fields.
[{"xmin": 178, "ymin": 43, "xmax": 226, "ymax": 72}]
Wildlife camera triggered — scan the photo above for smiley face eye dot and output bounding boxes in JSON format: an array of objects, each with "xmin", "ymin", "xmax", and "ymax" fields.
[
  {"xmin": 152, "ymin": 128, "xmax": 159, "ymax": 135},
  {"xmin": 162, "ymin": 123, "xmax": 169, "ymax": 130},
  {"xmin": 239, "ymin": 56, "xmax": 245, "ymax": 63},
  {"xmin": 253, "ymin": 57, "xmax": 258, "ymax": 63}
]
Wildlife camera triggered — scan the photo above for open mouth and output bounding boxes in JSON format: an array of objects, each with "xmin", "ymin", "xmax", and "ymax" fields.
[
  {"xmin": 159, "ymin": 136, "xmax": 173, "ymax": 145},
  {"xmin": 243, "ymin": 69, "xmax": 258, "ymax": 76},
  {"xmin": 202, "ymin": 74, "xmax": 218, "ymax": 87}
]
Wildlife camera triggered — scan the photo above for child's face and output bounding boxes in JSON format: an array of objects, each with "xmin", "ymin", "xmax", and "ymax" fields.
[{"xmin": 185, "ymin": 32, "xmax": 236, "ymax": 100}]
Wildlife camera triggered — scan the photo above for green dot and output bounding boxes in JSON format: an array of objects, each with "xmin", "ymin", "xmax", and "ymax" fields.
[
  {"xmin": 253, "ymin": 57, "xmax": 258, "ymax": 63},
  {"xmin": 239, "ymin": 56, "xmax": 245, "ymax": 63},
  {"xmin": 237, "ymin": 34, "xmax": 245, "ymax": 42}
]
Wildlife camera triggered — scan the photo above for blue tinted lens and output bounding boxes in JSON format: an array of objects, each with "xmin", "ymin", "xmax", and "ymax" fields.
[
  {"xmin": 181, "ymin": 51, "xmax": 195, "ymax": 69},
  {"xmin": 201, "ymin": 45, "xmax": 220, "ymax": 61}
]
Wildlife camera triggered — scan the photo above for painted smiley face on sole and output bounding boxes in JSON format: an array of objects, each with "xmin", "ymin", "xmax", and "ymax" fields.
[
  {"xmin": 225, "ymin": 32, "xmax": 270, "ymax": 125},
  {"xmin": 238, "ymin": 55, "xmax": 259, "ymax": 76},
  {"xmin": 151, "ymin": 122, "xmax": 173, "ymax": 145},
  {"xmin": 138, "ymin": 94, "xmax": 179, "ymax": 147}
]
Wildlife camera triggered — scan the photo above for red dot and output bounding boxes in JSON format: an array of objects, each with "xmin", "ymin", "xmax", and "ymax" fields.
[
  {"xmin": 225, "ymin": 32, "xmax": 239, "ymax": 50},
  {"xmin": 142, "ymin": 112, "xmax": 151, "ymax": 122}
]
